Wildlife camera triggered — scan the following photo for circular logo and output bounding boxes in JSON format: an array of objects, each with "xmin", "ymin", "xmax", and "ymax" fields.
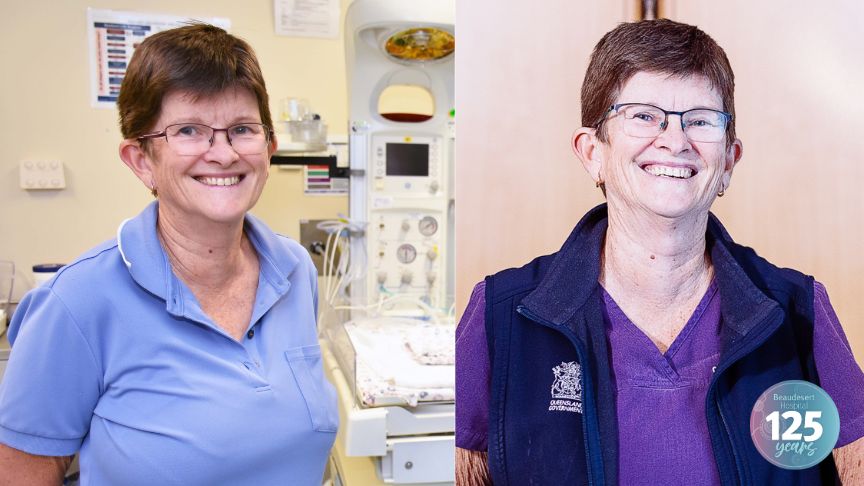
[{"xmin": 750, "ymin": 380, "xmax": 840, "ymax": 469}]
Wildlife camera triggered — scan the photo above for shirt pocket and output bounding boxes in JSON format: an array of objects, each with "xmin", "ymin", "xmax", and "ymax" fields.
[{"xmin": 284, "ymin": 345, "xmax": 339, "ymax": 433}]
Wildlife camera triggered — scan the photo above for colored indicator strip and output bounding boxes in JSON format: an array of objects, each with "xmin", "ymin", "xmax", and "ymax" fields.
[{"xmin": 308, "ymin": 166, "xmax": 329, "ymax": 177}]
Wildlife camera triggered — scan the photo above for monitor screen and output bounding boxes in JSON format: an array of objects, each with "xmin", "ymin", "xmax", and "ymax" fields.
[{"xmin": 386, "ymin": 143, "xmax": 429, "ymax": 176}]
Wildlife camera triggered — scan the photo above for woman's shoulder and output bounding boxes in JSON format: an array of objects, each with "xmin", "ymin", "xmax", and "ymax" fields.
[
  {"xmin": 811, "ymin": 281, "xmax": 864, "ymax": 447},
  {"xmin": 42, "ymin": 238, "xmax": 126, "ymax": 295},
  {"xmin": 812, "ymin": 281, "xmax": 853, "ymax": 349},
  {"xmin": 457, "ymin": 281, "xmax": 487, "ymax": 337},
  {"xmin": 7, "ymin": 238, "xmax": 130, "ymax": 343},
  {"xmin": 456, "ymin": 282, "xmax": 491, "ymax": 365},
  {"xmin": 482, "ymin": 251, "xmax": 561, "ymax": 302}
]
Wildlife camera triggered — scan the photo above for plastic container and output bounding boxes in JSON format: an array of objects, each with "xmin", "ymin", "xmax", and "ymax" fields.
[
  {"xmin": 33, "ymin": 263, "xmax": 64, "ymax": 287},
  {"xmin": 288, "ymin": 117, "xmax": 328, "ymax": 145},
  {"xmin": 280, "ymin": 97, "xmax": 310, "ymax": 122}
]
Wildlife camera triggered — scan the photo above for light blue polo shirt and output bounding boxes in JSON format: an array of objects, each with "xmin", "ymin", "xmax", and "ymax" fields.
[{"xmin": 0, "ymin": 202, "xmax": 338, "ymax": 485}]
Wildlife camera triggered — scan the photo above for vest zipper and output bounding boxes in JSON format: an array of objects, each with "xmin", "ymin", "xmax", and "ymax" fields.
[
  {"xmin": 517, "ymin": 305, "xmax": 603, "ymax": 486},
  {"xmin": 717, "ymin": 398, "xmax": 743, "ymax": 485},
  {"xmin": 708, "ymin": 307, "xmax": 784, "ymax": 485}
]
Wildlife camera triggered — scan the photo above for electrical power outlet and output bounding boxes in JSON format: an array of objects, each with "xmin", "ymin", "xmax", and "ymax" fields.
[{"xmin": 20, "ymin": 160, "xmax": 66, "ymax": 190}]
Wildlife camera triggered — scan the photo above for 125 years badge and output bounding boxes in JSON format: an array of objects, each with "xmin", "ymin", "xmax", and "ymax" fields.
[{"xmin": 750, "ymin": 380, "xmax": 840, "ymax": 469}]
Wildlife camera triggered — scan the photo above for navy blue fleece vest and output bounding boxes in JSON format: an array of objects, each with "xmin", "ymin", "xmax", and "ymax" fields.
[{"xmin": 485, "ymin": 204, "xmax": 840, "ymax": 485}]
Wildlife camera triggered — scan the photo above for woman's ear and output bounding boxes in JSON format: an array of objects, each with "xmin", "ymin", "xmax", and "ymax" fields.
[
  {"xmin": 119, "ymin": 139, "xmax": 156, "ymax": 191},
  {"xmin": 721, "ymin": 137, "xmax": 743, "ymax": 191},
  {"xmin": 572, "ymin": 127, "xmax": 604, "ymax": 185},
  {"xmin": 268, "ymin": 132, "xmax": 279, "ymax": 156}
]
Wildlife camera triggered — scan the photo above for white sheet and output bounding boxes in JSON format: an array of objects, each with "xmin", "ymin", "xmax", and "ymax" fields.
[{"xmin": 343, "ymin": 318, "xmax": 455, "ymax": 407}]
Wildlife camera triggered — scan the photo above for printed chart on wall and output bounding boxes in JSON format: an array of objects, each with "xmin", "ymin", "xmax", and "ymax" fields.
[
  {"xmin": 304, "ymin": 165, "xmax": 348, "ymax": 195},
  {"xmin": 87, "ymin": 9, "xmax": 230, "ymax": 108},
  {"xmin": 274, "ymin": 0, "xmax": 339, "ymax": 38}
]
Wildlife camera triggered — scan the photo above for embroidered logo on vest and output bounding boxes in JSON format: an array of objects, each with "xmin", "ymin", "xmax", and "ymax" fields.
[{"xmin": 549, "ymin": 361, "xmax": 583, "ymax": 414}]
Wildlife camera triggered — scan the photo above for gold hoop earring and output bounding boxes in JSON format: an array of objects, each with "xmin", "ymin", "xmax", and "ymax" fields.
[{"xmin": 717, "ymin": 186, "xmax": 725, "ymax": 197}]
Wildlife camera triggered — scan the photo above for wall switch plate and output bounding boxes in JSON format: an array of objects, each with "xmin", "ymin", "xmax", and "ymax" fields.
[{"xmin": 20, "ymin": 160, "xmax": 66, "ymax": 190}]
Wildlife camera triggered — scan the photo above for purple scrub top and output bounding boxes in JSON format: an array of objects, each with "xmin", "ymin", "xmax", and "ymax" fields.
[{"xmin": 456, "ymin": 279, "xmax": 864, "ymax": 484}]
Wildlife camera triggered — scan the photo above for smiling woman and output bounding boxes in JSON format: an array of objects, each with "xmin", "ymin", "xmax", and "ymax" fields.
[
  {"xmin": 0, "ymin": 24, "xmax": 337, "ymax": 485},
  {"xmin": 455, "ymin": 19, "xmax": 864, "ymax": 486},
  {"xmin": 121, "ymin": 88, "xmax": 273, "ymax": 230},
  {"xmin": 578, "ymin": 71, "xmax": 741, "ymax": 222}
]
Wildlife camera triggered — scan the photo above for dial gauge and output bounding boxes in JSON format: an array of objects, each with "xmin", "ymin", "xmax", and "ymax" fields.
[
  {"xmin": 396, "ymin": 244, "xmax": 417, "ymax": 264},
  {"xmin": 418, "ymin": 216, "xmax": 438, "ymax": 236}
]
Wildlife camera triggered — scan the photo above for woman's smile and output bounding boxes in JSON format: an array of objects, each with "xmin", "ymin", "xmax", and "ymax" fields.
[
  {"xmin": 638, "ymin": 161, "xmax": 699, "ymax": 180},
  {"xmin": 194, "ymin": 175, "xmax": 244, "ymax": 187}
]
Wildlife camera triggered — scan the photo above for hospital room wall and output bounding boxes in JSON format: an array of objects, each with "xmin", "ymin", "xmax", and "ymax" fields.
[
  {"xmin": 455, "ymin": 0, "xmax": 864, "ymax": 365},
  {"xmin": 0, "ymin": 0, "xmax": 353, "ymax": 303}
]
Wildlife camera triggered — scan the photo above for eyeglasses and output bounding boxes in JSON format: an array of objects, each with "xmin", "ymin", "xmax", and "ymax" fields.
[
  {"xmin": 603, "ymin": 103, "xmax": 732, "ymax": 143},
  {"xmin": 138, "ymin": 123, "xmax": 273, "ymax": 156}
]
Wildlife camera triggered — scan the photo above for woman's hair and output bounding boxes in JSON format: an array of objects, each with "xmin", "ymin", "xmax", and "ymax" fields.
[
  {"xmin": 582, "ymin": 19, "xmax": 736, "ymax": 144},
  {"xmin": 117, "ymin": 23, "xmax": 272, "ymax": 143}
]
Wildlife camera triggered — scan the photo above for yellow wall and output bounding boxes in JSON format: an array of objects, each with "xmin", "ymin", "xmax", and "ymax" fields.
[{"xmin": 0, "ymin": 0, "xmax": 349, "ymax": 300}]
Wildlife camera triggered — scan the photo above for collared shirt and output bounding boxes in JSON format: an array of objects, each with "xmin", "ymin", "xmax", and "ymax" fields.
[
  {"xmin": 0, "ymin": 201, "xmax": 337, "ymax": 485},
  {"xmin": 456, "ymin": 279, "xmax": 864, "ymax": 482}
]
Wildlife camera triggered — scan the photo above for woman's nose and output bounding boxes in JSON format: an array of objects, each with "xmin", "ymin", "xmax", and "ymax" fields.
[{"xmin": 654, "ymin": 114, "xmax": 692, "ymax": 152}]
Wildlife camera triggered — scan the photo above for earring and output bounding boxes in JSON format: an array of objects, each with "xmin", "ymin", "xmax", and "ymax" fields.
[
  {"xmin": 595, "ymin": 173, "xmax": 604, "ymax": 188},
  {"xmin": 717, "ymin": 185, "xmax": 725, "ymax": 197}
]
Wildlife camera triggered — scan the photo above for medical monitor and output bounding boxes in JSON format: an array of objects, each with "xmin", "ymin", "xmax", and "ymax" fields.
[{"xmin": 386, "ymin": 143, "xmax": 429, "ymax": 176}]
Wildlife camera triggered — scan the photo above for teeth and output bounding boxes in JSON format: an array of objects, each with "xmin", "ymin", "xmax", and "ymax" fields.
[
  {"xmin": 197, "ymin": 176, "xmax": 240, "ymax": 186},
  {"xmin": 644, "ymin": 165, "xmax": 693, "ymax": 179}
]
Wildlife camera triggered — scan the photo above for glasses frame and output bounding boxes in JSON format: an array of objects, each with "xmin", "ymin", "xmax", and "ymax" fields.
[
  {"xmin": 137, "ymin": 122, "xmax": 274, "ymax": 155},
  {"xmin": 601, "ymin": 103, "xmax": 733, "ymax": 143}
]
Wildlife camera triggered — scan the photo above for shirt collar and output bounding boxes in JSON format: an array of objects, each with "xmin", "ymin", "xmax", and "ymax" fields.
[{"xmin": 116, "ymin": 201, "xmax": 300, "ymax": 309}]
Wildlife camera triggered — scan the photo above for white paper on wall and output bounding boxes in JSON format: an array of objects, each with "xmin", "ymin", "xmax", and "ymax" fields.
[
  {"xmin": 87, "ymin": 8, "xmax": 231, "ymax": 108},
  {"xmin": 274, "ymin": 0, "xmax": 339, "ymax": 39}
]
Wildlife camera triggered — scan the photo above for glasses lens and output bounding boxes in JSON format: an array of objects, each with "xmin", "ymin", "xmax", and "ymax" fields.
[
  {"xmin": 618, "ymin": 104, "xmax": 666, "ymax": 138},
  {"xmin": 164, "ymin": 123, "xmax": 270, "ymax": 155},
  {"xmin": 165, "ymin": 124, "xmax": 214, "ymax": 156},
  {"xmin": 228, "ymin": 124, "xmax": 270, "ymax": 155},
  {"xmin": 616, "ymin": 105, "xmax": 727, "ymax": 143},
  {"xmin": 682, "ymin": 110, "xmax": 727, "ymax": 143}
]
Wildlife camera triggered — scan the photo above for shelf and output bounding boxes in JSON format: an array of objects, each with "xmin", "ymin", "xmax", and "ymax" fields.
[{"xmin": 274, "ymin": 139, "xmax": 328, "ymax": 154}]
